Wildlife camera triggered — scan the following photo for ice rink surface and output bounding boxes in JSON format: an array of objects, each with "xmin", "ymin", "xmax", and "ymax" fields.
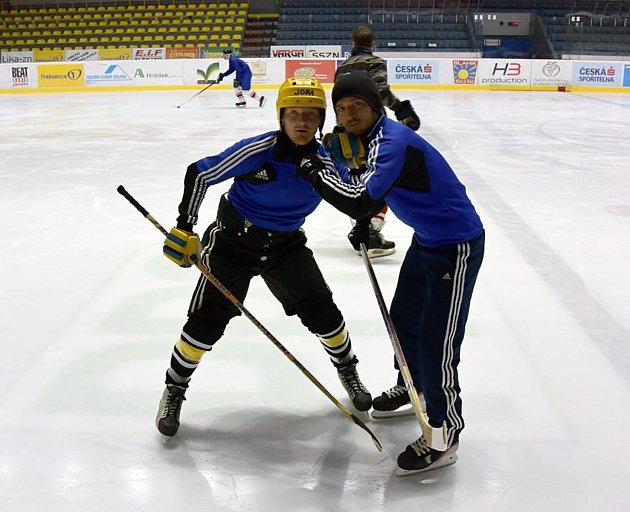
[{"xmin": 1, "ymin": 87, "xmax": 629, "ymax": 511}]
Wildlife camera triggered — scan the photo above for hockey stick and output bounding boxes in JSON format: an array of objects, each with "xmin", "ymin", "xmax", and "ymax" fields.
[
  {"xmin": 176, "ymin": 80, "xmax": 217, "ymax": 109},
  {"xmin": 359, "ymin": 243, "xmax": 447, "ymax": 451},
  {"xmin": 117, "ymin": 185, "xmax": 382, "ymax": 452}
]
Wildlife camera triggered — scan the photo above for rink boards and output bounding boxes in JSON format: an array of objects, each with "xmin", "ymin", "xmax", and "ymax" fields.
[{"xmin": 1, "ymin": 56, "xmax": 629, "ymax": 93}]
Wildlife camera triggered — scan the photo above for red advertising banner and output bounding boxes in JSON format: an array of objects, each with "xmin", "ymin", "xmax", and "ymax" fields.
[
  {"xmin": 166, "ymin": 47, "xmax": 200, "ymax": 60},
  {"xmin": 285, "ymin": 60, "xmax": 336, "ymax": 84}
]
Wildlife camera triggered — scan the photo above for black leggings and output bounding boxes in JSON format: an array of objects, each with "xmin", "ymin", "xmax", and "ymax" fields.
[{"xmin": 181, "ymin": 195, "xmax": 344, "ymax": 350}]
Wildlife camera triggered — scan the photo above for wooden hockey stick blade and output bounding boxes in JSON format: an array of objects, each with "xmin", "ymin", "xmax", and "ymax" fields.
[{"xmin": 350, "ymin": 412, "xmax": 383, "ymax": 451}]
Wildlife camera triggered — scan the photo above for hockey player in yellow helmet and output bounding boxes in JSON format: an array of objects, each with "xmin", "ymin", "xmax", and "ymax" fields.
[
  {"xmin": 276, "ymin": 77, "xmax": 327, "ymax": 135},
  {"xmin": 156, "ymin": 75, "xmax": 372, "ymax": 441}
]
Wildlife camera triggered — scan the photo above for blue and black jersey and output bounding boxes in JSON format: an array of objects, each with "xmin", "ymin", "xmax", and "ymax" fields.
[
  {"xmin": 176, "ymin": 131, "xmax": 327, "ymax": 232},
  {"xmin": 222, "ymin": 55, "xmax": 253, "ymax": 90},
  {"xmin": 311, "ymin": 117, "xmax": 483, "ymax": 247}
]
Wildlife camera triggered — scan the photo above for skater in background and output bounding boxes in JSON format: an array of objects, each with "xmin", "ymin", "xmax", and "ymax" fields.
[
  {"xmin": 156, "ymin": 77, "xmax": 372, "ymax": 439},
  {"xmin": 324, "ymin": 25, "xmax": 421, "ymax": 258},
  {"xmin": 335, "ymin": 25, "xmax": 420, "ymax": 129},
  {"xmin": 297, "ymin": 71, "xmax": 484, "ymax": 474},
  {"xmin": 217, "ymin": 48, "xmax": 266, "ymax": 108}
]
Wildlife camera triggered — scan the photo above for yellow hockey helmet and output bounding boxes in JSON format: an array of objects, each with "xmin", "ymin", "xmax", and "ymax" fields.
[{"xmin": 276, "ymin": 77, "xmax": 327, "ymax": 131}]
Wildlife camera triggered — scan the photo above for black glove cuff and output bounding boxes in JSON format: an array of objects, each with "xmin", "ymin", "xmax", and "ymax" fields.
[{"xmin": 176, "ymin": 220, "xmax": 194, "ymax": 232}]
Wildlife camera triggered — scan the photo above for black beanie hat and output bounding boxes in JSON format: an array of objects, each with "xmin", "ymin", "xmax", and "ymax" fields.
[{"xmin": 332, "ymin": 70, "xmax": 384, "ymax": 113}]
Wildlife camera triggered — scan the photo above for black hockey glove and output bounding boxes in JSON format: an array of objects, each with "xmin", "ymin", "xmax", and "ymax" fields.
[
  {"xmin": 297, "ymin": 154, "xmax": 326, "ymax": 184},
  {"xmin": 216, "ymin": 73, "xmax": 224, "ymax": 83},
  {"xmin": 347, "ymin": 217, "xmax": 371, "ymax": 251},
  {"xmin": 392, "ymin": 99, "xmax": 421, "ymax": 131}
]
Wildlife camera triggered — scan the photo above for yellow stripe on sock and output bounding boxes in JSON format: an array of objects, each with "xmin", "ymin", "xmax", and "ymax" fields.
[
  {"xmin": 176, "ymin": 338, "xmax": 205, "ymax": 362},
  {"xmin": 319, "ymin": 328, "xmax": 348, "ymax": 348}
]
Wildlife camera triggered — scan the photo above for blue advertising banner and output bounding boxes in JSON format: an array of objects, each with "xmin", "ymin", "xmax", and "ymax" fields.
[
  {"xmin": 387, "ymin": 59, "xmax": 439, "ymax": 84},
  {"xmin": 573, "ymin": 62, "xmax": 623, "ymax": 87}
]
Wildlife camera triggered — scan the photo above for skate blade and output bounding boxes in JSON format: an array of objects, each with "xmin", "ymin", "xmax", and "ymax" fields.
[
  {"xmin": 395, "ymin": 450, "xmax": 458, "ymax": 476},
  {"xmin": 371, "ymin": 405, "xmax": 416, "ymax": 419},
  {"xmin": 363, "ymin": 248, "xmax": 396, "ymax": 259},
  {"xmin": 160, "ymin": 435, "xmax": 173, "ymax": 445},
  {"xmin": 353, "ymin": 409, "xmax": 370, "ymax": 422}
]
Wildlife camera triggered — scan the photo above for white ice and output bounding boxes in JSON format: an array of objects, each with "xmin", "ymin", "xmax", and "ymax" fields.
[{"xmin": 0, "ymin": 87, "xmax": 629, "ymax": 512}]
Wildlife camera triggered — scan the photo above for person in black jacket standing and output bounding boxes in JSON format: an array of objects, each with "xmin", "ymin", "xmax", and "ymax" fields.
[{"xmin": 326, "ymin": 25, "xmax": 421, "ymax": 258}]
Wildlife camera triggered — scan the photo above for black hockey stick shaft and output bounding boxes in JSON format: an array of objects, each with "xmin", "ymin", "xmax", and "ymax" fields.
[
  {"xmin": 359, "ymin": 243, "xmax": 446, "ymax": 449},
  {"xmin": 117, "ymin": 185, "xmax": 382, "ymax": 452},
  {"xmin": 176, "ymin": 80, "xmax": 216, "ymax": 108}
]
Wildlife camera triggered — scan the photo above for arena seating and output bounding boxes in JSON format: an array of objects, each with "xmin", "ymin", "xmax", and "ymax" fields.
[
  {"xmin": 0, "ymin": 2, "xmax": 248, "ymax": 52},
  {"xmin": 241, "ymin": 15, "xmax": 277, "ymax": 57},
  {"xmin": 0, "ymin": 0, "xmax": 627, "ymax": 57},
  {"xmin": 468, "ymin": 0, "xmax": 629, "ymax": 56},
  {"xmin": 540, "ymin": 8, "xmax": 630, "ymax": 56},
  {"xmin": 275, "ymin": 0, "xmax": 472, "ymax": 51}
]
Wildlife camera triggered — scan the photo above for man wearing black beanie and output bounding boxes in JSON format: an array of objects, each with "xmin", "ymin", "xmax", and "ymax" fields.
[
  {"xmin": 298, "ymin": 70, "xmax": 485, "ymax": 475},
  {"xmin": 332, "ymin": 70, "xmax": 385, "ymax": 114}
]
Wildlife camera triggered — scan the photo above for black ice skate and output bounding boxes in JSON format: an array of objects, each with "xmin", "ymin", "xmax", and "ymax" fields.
[
  {"xmin": 348, "ymin": 226, "xmax": 396, "ymax": 258},
  {"xmin": 371, "ymin": 385, "xmax": 425, "ymax": 419},
  {"xmin": 336, "ymin": 358, "xmax": 372, "ymax": 411},
  {"xmin": 366, "ymin": 226, "xmax": 395, "ymax": 258},
  {"xmin": 259, "ymin": 96, "xmax": 267, "ymax": 107},
  {"xmin": 235, "ymin": 101, "xmax": 246, "ymax": 108},
  {"xmin": 156, "ymin": 385, "xmax": 186, "ymax": 437},
  {"xmin": 396, "ymin": 436, "xmax": 459, "ymax": 475}
]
